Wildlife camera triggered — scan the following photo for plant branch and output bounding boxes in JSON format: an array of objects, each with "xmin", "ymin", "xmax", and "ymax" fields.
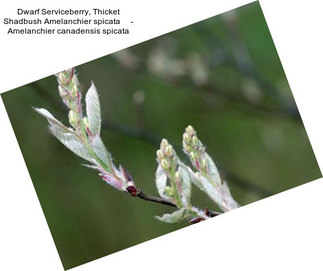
[
  {"xmin": 136, "ymin": 188, "xmax": 176, "ymax": 207},
  {"xmin": 130, "ymin": 188, "xmax": 221, "ymax": 218},
  {"xmin": 30, "ymin": 83, "xmax": 272, "ymax": 197},
  {"xmin": 102, "ymin": 120, "xmax": 272, "ymax": 197}
]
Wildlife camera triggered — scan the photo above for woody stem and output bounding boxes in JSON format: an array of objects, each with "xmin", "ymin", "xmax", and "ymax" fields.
[{"xmin": 131, "ymin": 189, "xmax": 221, "ymax": 217}]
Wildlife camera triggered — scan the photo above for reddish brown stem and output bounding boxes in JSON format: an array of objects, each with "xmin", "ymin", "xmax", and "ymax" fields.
[{"xmin": 127, "ymin": 188, "xmax": 221, "ymax": 217}]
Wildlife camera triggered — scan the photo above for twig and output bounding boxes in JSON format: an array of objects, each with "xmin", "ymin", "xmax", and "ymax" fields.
[
  {"xmin": 128, "ymin": 188, "xmax": 221, "ymax": 218},
  {"xmin": 136, "ymin": 188, "xmax": 177, "ymax": 207}
]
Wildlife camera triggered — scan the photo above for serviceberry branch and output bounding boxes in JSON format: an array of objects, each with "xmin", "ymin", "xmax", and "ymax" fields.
[{"xmin": 35, "ymin": 68, "xmax": 238, "ymax": 224}]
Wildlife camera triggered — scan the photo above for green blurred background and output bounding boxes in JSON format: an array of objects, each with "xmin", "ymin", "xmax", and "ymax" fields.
[{"xmin": 1, "ymin": 2, "xmax": 321, "ymax": 270}]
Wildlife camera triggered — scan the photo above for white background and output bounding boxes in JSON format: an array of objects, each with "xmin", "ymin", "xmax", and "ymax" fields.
[{"xmin": 0, "ymin": 0, "xmax": 322, "ymax": 270}]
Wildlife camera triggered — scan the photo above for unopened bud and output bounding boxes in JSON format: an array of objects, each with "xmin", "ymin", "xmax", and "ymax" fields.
[
  {"xmin": 185, "ymin": 125, "xmax": 196, "ymax": 137},
  {"xmin": 65, "ymin": 68, "xmax": 73, "ymax": 75},
  {"xmin": 183, "ymin": 133, "xmax": 191, "ymax": 143},
  {"xmin": 190, "ymin": 152, "xmax": 196, "ymax": 161},
  {"xmin": 71, "ymin": 74, "xmax": 79, "ymax": 87},
  {"xmin": 160, "ymin": 139, "xmax": 169, "ymax": 149},
  {"xmin": 183, "ymin": 141, "xmax": 191, "ymax": 153},
  {"xmin": 161, "ymin": 159, "xmax": 169, "ymax": 170},
  {"xmin": 165, "ymin": 186, "xmax": 174, "ymax": 196},
  {"xmin": 192, "ymin": 136, "xmax": 199, "ymax": 148},
  {"xmin": 57, "ymin": 73, "xmax": 65, "ymax": 84},
  {"xmin": 58, "ymin": 85, "xmax": 68, "ymax": 97},
  {"xmin": 165, "ymin": 145, "xmax": 173, "ymax": 157},
  {"xmin": 126, "ymin": 185, "xmax": 137, "ymax": 197},
  {"xmin": 156, "ymin": 150, "xmax": 164, "ymax": 160},
  {"xmin": 69, "ymin": 85, "xmax": 79, "ymax": 98},
  {"xmin": 57, "ymin": 72, "xmax": 69, "ymax": 85},
  {"xmin": 68, "ymin": 110, "xmax": 78, "ymax": 128}
]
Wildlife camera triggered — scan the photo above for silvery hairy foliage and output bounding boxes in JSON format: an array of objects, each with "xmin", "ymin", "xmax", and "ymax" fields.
[
  {"xmin": 35, "ymin": 68, "xmax": 239, "ymax": 224},
  {"xmin": 154, "ymin": 127, "xmax": 239, "ymax": 223}
]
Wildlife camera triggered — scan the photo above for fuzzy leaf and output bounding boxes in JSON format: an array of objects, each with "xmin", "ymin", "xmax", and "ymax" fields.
[
  {"xmin": 155, "ymin": 165, "xmax": 171, "ymax": 200},
  {"xmin": 35, "ymin": 107, "xmax": 92, "ymax": 161},
  {"xmin": 85, "ymin": 83, "xmax": 101, "ymax": 136},
  {"xmin": 156, "ymin": 208, "xmax": 186, "ymax": 223},
  {"xmin": 91, "ymin": 135, "xmax": 111, "ymax": 167},
  {"xmin": 221, "ymin": 181, "xmax": 240, "ymax": 210},
  {"xmin": 185, "ymin": 165, "xmax": 204, "ymax": 191},
  {"xmin": 34, "ymin": 108, "xmax": 72, "ymax": 133},
  {"xmin": 204, "ymin": 153, "xmax": 222, "ymax": 186},
  {"xmin": 195, "ymin": 172, "xmax": 230, "ymax": 211},
  {"xmin": 49, "ymin": 126, "xmax": 92, "ymax": 162},
  {"xmin": 177, "ymin": 164, "xmax": 191, "ymax": 206},
  {"xmin": 101, "ymin": 171, "xmax": 125, "ymax": 191}
]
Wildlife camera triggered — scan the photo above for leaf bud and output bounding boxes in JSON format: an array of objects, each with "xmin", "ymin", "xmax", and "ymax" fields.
[
  {"xmin": 185, "ymin": 125, "xmax": 196, "ymax": 137},
  {"xmin": 183, "ymin": 132, "xmax": 191, "ymax": 143},
  {"xmin": 156, "ymin": 150, "xmax": 164, "ymax": 160},
  {"xmin": 68, "ymin": 110, "xmax": 78, "ymax": 129},
  {"xmin": 69, "ymin": 85, "xmax": 79, "ymax": 98},
  {"xmin": 190, "ymin": 152, "xmax": 197, "ymax": 162},
  {"xmin": 165, "ymin": 186, "xmax": 174, "ymax": 196},
  {"xmin": 57, "ymin": 71, "xmax": 69, "ymax": 85},
  {"xmin": 165, "ymin": 145, "xmax": 173, "ymax": 157},
  {"xmin": 182, "ymin": 141, "xmax": 191, "ymax": 153},
  {"xmin": 160, "ymin": 139, "xmax": 169, "ymax": 149},
  {"xmin": 126, "ymin": 185, "xmax": 137, "ymax": 197},
  {"xmin": 161, "ymin": 159, "xmax": 170, "ymax": 170},
  {"xmin": 192, "ymin": 136, "xmax": 199, "ymax": 148},
  {"xmin": 58, "ymin": 85, "xmax": 68, "ymax": 97}
]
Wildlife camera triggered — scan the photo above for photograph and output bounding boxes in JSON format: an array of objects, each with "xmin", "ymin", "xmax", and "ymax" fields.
[{"xmin": 1, "ymin": 2, "xmax": 321, "ymax": 269}]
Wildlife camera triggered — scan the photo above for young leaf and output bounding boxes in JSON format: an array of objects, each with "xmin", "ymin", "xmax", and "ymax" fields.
[
  {"xmin": 155, "ymin": 165, "xmax": 171, "ymax": 200},
  {"xmin": 221, "ymin": 181, "xmax": 240, "ymax": 210},
  {"xmin": 204, "ymin": 153, "xmax": 222, "ymax": 187},
  {"xmin": 193, "ymin": 172, "xmax": 229, "ymax": 211},
  {"xmin": 198, "ymin": 174, "xmax": 222, "ymax": 207},
  {"xmin": 177, "ymin": 164, "xmax": 191, "ymax": 206},
  {"xmin": 91, "ymin": 135, "xmax": 111, "ymax": 167},
  {"xmin": 156, "ymin": 208, "xmax": 186, "ymax": 223},
  {"xmin": 34, "ymin": 108, "xmax": 72, "ymax": 133},
  {"xmin": 85, "ymin": 83, "xmax": 101, "ymax": 136},
  {"xmin": 49, "ymin": 126, "xmax": 92, "ymax": 162},
  {"xmin": 100, "ymin": 171, "xmax": 126, "ymax": 191},
  {"xmin": 184, "ymin": 165, "xmax": 204, "ymax": 191}
]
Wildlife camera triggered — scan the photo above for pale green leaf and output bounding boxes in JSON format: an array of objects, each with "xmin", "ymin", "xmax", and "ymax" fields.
[
  {"xmin": 91, "ymin": 135, "xmax": 111, "ymax": 167},
  {"xmin": 220, "ymin": 181, "xmax": 240, "ymax": 210},
  {"xmin": 184, "ymin": 165, "xmax": 204, "ymax": 191},
  {"xmin": 204, "ymin": 153, "xmax": 222, "ymax": 186},
  {"xmin": 85, "ymin": 83, "xmax": 101, "ymax": 136},
  {"xmin": 34, "ymin": 108, "xmax": 72, "ymax": 133},
  {"xmin": 156, "ymin": 208, "xmax": 186, "ymax": 223},
  {"xmin": 155, "ymin": 165, "xmax": 171, "ymax": 200},
  {"xmin": 177, "ymin": 164, "xmax": 191, "ymax": 206},
  {"xmin": 49, "ymin": 126, "xmax": 92, "ymax": 162}
]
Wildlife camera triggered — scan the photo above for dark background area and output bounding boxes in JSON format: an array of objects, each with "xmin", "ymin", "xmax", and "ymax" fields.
[{"xmin": 1, "ymin": 2, "xmax": 321, "ymax": 270}]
